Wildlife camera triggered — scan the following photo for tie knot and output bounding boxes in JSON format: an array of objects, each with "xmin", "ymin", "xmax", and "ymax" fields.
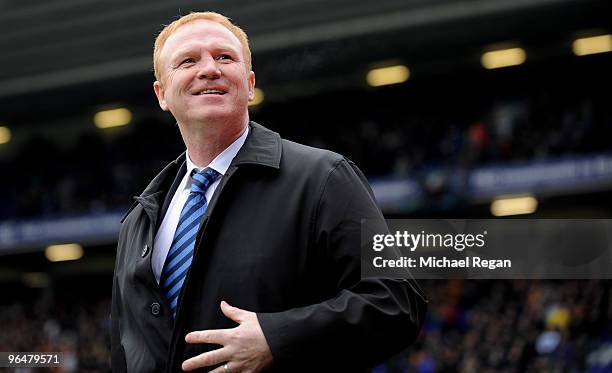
[{"xmin": 190, "ymin": 167, "xmax": 221, "ymax": 194}]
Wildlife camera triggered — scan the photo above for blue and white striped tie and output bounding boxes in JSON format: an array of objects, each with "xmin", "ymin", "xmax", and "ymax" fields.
[{"xmin": 160, "ymin": 167, "xmax": 221, "ymax": 318}]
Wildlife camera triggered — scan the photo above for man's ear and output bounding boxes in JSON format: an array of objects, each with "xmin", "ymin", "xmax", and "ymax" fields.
[
  {"xmin": 153, "ymin": 81, "xmax": 169, "ymax": 111},
  {"xmin": 247, "ymin": 71, "xmax": 256, "ymax": 101}
]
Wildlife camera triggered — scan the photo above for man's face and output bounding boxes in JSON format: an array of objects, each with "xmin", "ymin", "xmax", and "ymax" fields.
[{"xmin": 153, "ymin": 20, "xmax": 255, "ymax": 125}]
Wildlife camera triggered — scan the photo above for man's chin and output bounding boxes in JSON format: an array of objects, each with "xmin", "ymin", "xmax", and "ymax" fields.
[{"xmin": 183, "ymin": 110, "xmax": 241, "ymax": 125}]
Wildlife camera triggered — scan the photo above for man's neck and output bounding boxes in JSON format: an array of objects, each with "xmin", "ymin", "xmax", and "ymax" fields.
[{"xmin": 181, "ymin": 117, "xmax": 249, "ymax": 167}]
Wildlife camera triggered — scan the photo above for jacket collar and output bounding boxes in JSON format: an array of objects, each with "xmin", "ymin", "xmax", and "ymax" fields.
[
  {"xmin": 136, "ymin": 120, "xmax": 281, "ymax": 199},
  {"xmin": 136, "ymin": 153, "xmax": 185, "ymax": 200},
  {"xmin": 133, "ymin": 153, "xmax": 184, "ymax": 226},
  {"xmin": 232, "ymin": 121, "xmax": 281, "ymax": 169}
]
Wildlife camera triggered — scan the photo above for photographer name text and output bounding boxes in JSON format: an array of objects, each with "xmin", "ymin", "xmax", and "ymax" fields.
[{"xmin": 372, "ymin": 256, "xmax": 511, "ymax": 269}]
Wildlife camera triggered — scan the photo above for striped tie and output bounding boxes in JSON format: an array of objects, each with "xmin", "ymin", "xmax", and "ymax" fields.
[{"xmin": 160, "ymin": 167, "xmax": 221, "ymax": 318}]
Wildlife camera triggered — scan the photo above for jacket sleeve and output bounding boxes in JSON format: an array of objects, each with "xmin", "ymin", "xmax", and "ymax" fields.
[{"xmin": 257, "ymin": 157, "xmax": 427, "ymax": 371}]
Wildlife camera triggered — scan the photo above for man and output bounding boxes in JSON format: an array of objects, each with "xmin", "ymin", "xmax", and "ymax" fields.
[{"xmin": 111, "ymin": 11, "xmax": 427, "ymax": 373}]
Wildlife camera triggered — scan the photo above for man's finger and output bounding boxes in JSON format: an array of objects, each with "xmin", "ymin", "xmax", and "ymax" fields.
[
  {"xmin": 185, "ymin": 328, "xmax": 231, "ymax": 344},
  {"xmin": 206, "ymin": 361, "xmax": 242, "ymax": 373},
  {"xmin": 220, "ymin": 301, "xmax": 245, "ymax": 323},
  {"xmin": 181, "ymin": 347, "xmax": 231, "ymax": 372}
]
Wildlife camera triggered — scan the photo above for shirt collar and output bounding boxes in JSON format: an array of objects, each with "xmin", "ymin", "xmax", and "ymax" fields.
[{"xmin": 185, "ymin": 125, "xmax": 250, "ymax": 178}]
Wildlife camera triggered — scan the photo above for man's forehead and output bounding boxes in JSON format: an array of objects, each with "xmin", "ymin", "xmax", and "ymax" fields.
[{"xmin": 164, "ymin": 20, "xmax": 241, "ymax": 54}]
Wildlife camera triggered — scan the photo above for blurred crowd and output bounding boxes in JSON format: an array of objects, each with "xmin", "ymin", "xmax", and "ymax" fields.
[
  {"xmin": 0, "ymin": 297, "xmax": 110, "ymax": 372},
  {"xmin": 0, "ymin": 280, "xmax": 609, "ymax": 372},
  {"xmin": 1, "ymin": 86, "xmax": 610, "ymax": 221},
  {"xmin": 382, "ymin": 280, "xmax": 612, "ymax": 373},
  {"xmin": 272, "ymin": 90, "xmax": 611, "ymax": 179}
]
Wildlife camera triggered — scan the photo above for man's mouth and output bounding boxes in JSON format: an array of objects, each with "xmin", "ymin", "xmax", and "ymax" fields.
[{"xmin": 193, "ymin": 89, "xmax": 227, "ymax": 95}]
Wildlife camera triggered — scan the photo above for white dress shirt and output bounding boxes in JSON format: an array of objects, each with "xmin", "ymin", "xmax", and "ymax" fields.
[{"xmin": 152, "ymin": 126, "xmax": 249, "ymax": 284}]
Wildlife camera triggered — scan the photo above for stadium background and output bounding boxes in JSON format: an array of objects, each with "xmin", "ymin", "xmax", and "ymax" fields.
[{"xmin": 0, "ymin": 0, "xmax": 611, "ymax": 371}]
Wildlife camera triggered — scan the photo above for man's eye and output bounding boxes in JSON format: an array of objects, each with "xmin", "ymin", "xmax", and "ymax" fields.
[
  {"xmin": 180, "ymin": 58, "xmax": 195, "ymax": 65},
  {"xmin": 216, "ymin": 55, "xmax": 232, "ymax": 61}
]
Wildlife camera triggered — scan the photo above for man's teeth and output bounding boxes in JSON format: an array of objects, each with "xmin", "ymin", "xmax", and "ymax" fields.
[{"xmin": 199, "ymin": 90, "xmax": 225, "ymax": 95}]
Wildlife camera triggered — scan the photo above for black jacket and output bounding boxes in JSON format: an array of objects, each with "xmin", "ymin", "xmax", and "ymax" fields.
[{"xmin": 111, "ymin": 122, "xmax": 427, "ymax": 372}]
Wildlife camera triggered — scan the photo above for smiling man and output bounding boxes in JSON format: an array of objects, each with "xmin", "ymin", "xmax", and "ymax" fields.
[{"xmin": 111, "ymin": 11, "xmax": 426, "ymax": 373}]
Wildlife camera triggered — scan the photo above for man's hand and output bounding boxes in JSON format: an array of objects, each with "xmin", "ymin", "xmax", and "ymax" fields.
[{"xmin": 182, "ymin": 301, "xmax": 273, "ymax": 372}]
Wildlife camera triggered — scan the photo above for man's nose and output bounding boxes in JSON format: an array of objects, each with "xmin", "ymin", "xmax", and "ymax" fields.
[{"xmin": 197, "ymin": 56, "xmax": 221, "ymax": 79}]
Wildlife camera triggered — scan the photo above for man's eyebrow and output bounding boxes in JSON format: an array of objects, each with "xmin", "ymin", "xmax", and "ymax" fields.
[
  {"xmin": 209, "ymin": 45, "xmax": 241, "ymax": 57},
  {"xmin": 170, "ymin": 47, "xmax": 195, "ymax": 62},
  {"xmin": 170, "ymin": 43, "xmax": 240, "ymax": 60}
]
